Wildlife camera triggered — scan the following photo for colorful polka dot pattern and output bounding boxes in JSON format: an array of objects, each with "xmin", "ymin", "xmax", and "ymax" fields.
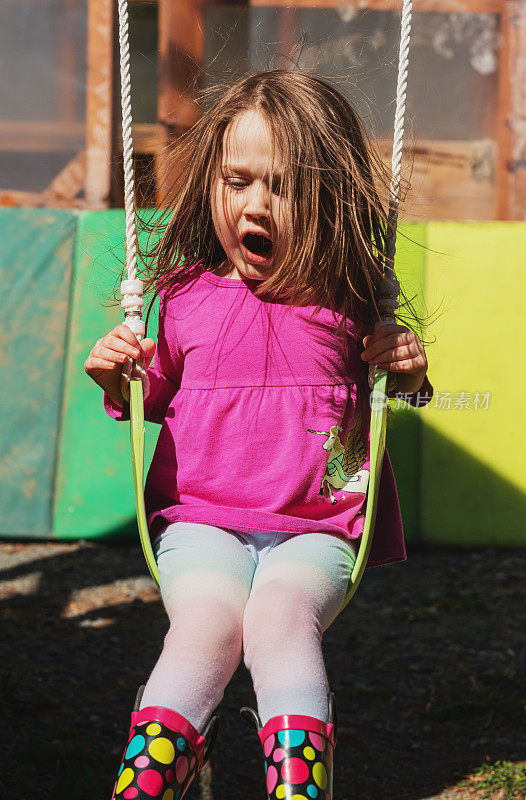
[
  {"xmin": 262, "ymin": 728, "xmax": 333, "ymax": 800},
  {"xmin": 112, "ymin": 718, "xmax": 198, "ymax": 800}
]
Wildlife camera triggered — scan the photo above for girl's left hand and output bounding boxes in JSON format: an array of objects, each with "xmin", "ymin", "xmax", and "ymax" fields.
[{"xmin": 361, "ymin": 323, "xmax": 428, "ymax": 394}]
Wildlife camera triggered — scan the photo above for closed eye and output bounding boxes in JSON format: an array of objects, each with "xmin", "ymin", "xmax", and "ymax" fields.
[
  {"xmin": 223, "ymin": 177, "xmax": 284, "ymax": 196},
  {"xmin": 224, "ymin": 178, "xmax": 247, "ymax": 190}
]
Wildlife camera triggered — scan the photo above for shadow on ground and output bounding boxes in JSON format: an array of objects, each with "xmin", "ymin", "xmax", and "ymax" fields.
[{"xmin": 1, "ymin": 541, "xmax": 524, "ymax": 800}]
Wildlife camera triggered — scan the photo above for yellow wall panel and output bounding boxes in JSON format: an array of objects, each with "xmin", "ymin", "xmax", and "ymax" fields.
[{"xmin": 422, "ymin": 222, "xmax": 526, "ymax": 544}]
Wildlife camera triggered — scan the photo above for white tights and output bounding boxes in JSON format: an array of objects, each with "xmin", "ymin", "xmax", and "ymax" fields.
[{"xmin": 139, "ymin": 523, "xmax": 356, "ymax": 732}]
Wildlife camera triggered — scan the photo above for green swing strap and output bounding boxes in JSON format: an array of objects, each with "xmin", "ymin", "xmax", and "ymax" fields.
[
  {"xmin": 130, "ymin": 378, "xmax": 160, "ymax": 587},
  {"xmin": 339, "ymin": 369, "xmax": 388, "ymax": 613}
]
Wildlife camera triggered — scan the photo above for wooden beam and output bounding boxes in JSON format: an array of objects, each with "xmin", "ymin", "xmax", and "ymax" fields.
[
  {"xmin": 377, "ymin": 139, "xmax": 496, "ymax": 221},
  {"xmin": 496, "ymin": 0, "xmax": 513, "ymax": 218},
  {"xmin": 158, "ymin": 0, "xmax": 203, "ymax": 131},
  {"xmin": 0, "ymin": 121, "xmax": 84, "ymax": 152},
  {"xmin": 0, "ymin": 149, "xmax": 87, "ymax": 207},
  {"xmin": 505, "ymin": 0, "xmax": 526, "ymax": 219},
  {"xmin": 0, "ymin": 189, "xmax": 88, "ymax": 210},
  {"xmin": 130, "ymin": 123, "xmax": 163, "ymax": 155},
  {"xmin": 157, "ymin": 0, "xmax": 204, "ymax": 203},
  {"xmin": 248, "ymin": 0, "xmax": 503, "ymax": 12},
  {"xmin": 280, "ymin": 6, "xmax": 297, "ymax": 65},
  {"xmin": 85, "ymin": 0, "xmax": 115, "ymax": 208},
  {"xmin": 0, "ymin": 121, "xmax": 162, "ymax": 157},
  {"xmin": 133, "ymin": 0, "xmax": 499, "ymax": 6},
  {"xmin": 45, "ymin": 150, "xmax": 87, "ymax": 201}
]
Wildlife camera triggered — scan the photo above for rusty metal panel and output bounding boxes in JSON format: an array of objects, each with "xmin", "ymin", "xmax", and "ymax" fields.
[{"xmin": 0, "ymin": 209, "xmax": 76, "ymax": 537}]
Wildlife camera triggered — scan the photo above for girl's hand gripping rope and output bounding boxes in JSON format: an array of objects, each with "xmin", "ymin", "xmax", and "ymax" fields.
[
  {"xmin": 361, "ymin": 323, "xmax": 428, "ymax": 396},
  {"xmin": 84, "ymin": 324, "xmax": 156, "ymax": 407}
]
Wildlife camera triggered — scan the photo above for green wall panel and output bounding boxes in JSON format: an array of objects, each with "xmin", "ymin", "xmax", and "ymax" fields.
[
  {"xmin": 385, "ymin": 223, "xmax": 427, "ymax": 543},
  {"xmin": 53, "ymin": 216, "xmax": 427, "ymax": 543},
  {"xmin": 0, "ymin": 209, "xmax": 76, "ymax": 537},
  {"xmin": 1, "ymin": 209, "xmax": 523, "ymax": 546},
  {"xmin": 52, "ymin": 211, "xmax": 159, "ymax": 539},
  {"xmin": 422, "ymin": 222, "xmax": 526, "ymax": 545}
]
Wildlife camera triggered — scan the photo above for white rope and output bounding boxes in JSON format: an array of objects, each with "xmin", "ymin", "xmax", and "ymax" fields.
[
  {"xmin": 117, "ymin": 0, "xmax": 144, "ymax": 336},
  {"xmin": 381, "ymin": 0, "xmax": 413, "ymax": 321},
  {"xmin": 117, "ymin": 0, "xmax": 148, "ymax": 400},
  {"xmin": 370, "ymin": 0, "xmax": 413, "ymax": 389}
]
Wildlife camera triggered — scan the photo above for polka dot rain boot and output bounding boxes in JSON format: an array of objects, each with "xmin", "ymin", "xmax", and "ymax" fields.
[
  {"xmin": 240, "ymin": 693, "xmax": 337, "ymax": 800},
  {"xmin": 111, "ymin": 686, "xmax": 219, "ymax": 800}
]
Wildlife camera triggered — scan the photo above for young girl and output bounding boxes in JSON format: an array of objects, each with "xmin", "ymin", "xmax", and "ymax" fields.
[{"xmin": 85, "ymin": 70, "xmax": 432, "ymax": 800}]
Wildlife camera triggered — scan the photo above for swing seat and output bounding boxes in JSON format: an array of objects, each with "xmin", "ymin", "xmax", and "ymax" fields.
[{"xmin": 128, "ymin": 368, "xmax": 389, "ymax": 613}]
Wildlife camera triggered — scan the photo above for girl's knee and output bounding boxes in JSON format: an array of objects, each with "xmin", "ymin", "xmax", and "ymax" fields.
[
  {"xmin": 243, "ymin": 579, "xmax": 321, "ymax": 650},
  {"xmin": 165, "ymin": 596, "xmax": 244, "ymax": 655}
]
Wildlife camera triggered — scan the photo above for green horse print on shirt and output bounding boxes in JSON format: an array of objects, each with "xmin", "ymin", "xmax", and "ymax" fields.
[{"xmin": 308, "ymin": 418, "xmax": 369, "ymax": 505}]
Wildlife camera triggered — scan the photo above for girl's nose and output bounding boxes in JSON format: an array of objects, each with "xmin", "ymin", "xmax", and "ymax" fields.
[{"xmin": 244, "ymin": 181, "xmax": 270, "ymax": 218}]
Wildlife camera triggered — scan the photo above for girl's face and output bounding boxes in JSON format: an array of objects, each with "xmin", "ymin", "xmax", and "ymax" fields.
[{"xmin": 211, "ymin": 110, "xmax": 291, "ymax": 281}]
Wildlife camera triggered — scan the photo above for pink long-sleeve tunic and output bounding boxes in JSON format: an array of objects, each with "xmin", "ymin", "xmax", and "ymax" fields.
[{"xmin": 104, "ymin": 264, "xmax": 432, "ymax": 568}]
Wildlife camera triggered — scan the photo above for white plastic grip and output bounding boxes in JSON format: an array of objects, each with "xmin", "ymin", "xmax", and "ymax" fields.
[
  {"xmin": 123, "ymin": 316, "xmax": 146, "ymax": 337},
  {"xmin": 121, "ymin": 279, "xmax": 145, "ymax": 335},
  {"xmin": 121, "ymin": 278, "xmax": 143, "ymax": 295},
  {"xmin": 121, "ymin": 295, "xmax": 144, "ymax": 310}
]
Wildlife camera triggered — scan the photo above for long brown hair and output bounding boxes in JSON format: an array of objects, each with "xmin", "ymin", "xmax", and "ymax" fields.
[{"xmin": 138, "ymin": 69, "xmax": 418, "ymax": 339}]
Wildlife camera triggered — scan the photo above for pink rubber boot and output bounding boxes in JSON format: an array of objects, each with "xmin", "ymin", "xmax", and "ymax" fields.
[
  {"xmin": 241, "ymin": 693, "xmax": 337, "ymax": 800},
  {"xmin": 111, "ymin": 686, "xmax": 219, "ymax": 800}
]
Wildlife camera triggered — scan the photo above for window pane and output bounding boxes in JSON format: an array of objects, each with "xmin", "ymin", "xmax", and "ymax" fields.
[
  {"xmin": 204, "ymin": 7, "xmax": 499, "ymax": 140},
  {"xmin": 202, "ymin": 6, "xmax": 500, "ymax": 219},
  {"xmin": 0, "ymin": 0, "xmax": 87, "ymax": 193},
  {"xmin": 129, "ymin": 1, "xmax": 159, "ymax": 124}
]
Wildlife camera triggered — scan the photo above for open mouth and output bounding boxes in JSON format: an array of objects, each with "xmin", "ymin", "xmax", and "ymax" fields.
[{"xmin": 242, "ymin": 232, "xmax": 273, "ymax": 258}]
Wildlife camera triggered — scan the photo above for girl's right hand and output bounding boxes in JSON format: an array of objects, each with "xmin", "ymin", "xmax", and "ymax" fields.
[{"xmin": 84, "ymin": 324, "xmax": 156, "ymax": 406}]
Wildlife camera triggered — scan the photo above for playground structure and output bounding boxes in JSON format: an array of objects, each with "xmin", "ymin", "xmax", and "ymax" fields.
[
  {"xmin": 0, "ymin": 1, "xmax": 525, "ymax": 547},
  {"xmin": 1, "ymin": 0, "xmax": 525, "ymax": 219}
]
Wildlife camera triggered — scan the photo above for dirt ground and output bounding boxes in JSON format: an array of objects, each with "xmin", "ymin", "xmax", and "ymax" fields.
[{"xmin": 1, "ymin": 540, "xmax": 524, "ymax": 800}]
